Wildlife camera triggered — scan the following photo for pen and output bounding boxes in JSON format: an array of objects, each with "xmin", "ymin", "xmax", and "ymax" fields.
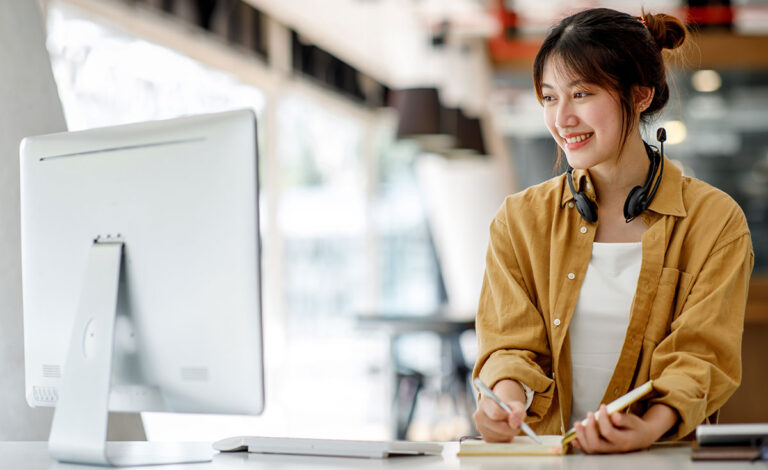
[
  {"xmin": 473, "ymin": 378, "xmax": 542, "ymax": 444},
  {"xmin": 561, "ymin": 380, "xmax": 654, "ymax": 445}
]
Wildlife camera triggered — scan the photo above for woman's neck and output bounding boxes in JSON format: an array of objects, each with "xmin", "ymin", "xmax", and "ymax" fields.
[
  {"xmin": 589, "ymin": 132, "xmax": 653, "ymax": 243},
  {"xmin": 589, "ymin": 133, "xmax": 651, "ymax": 206}
]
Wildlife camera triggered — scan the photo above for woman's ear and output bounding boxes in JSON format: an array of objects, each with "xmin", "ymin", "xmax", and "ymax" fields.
[{"xmin": 635, "ymin": 86, "xmax": 655, "ymax": 112}]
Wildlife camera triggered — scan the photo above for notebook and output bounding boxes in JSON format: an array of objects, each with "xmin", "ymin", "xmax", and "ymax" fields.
[
  {"xmin": 458, "ymin": 435, "xmax": 566, "ymax": 456},
  {"xmin": 458, "ymin": 380, "xmax": 654, "ymax": 456}
]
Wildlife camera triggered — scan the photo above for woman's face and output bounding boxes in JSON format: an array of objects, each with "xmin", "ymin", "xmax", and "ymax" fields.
[{"xmin": 541, "ymin": 59, "xmax": 625, "ymax": 170}]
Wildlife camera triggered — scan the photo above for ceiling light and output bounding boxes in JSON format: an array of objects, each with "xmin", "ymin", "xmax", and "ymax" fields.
[
  {"xmin": 662, "ymin": 121, "xmax": 687, "ymax": 145},
  {"xmin": 691, "ymin": 70, "xmax": 722, "ymax": 93}
]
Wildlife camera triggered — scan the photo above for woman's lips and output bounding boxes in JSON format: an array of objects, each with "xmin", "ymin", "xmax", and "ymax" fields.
[{"xmin": 562, "ymin": 132, "xmax": 594, "ymax": 150}]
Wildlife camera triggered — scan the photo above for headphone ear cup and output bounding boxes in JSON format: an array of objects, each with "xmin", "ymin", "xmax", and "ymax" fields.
[
  {"xmin": 624, "ymin": 186, "xmax": 646, "ymax": 221},
  {"xmin": 567, "ymin": 167, "xmax": 598, "ymax": 223},
  {"xmin": 574, "ymin": 192, "xmax": 598, "ymax": 223}
]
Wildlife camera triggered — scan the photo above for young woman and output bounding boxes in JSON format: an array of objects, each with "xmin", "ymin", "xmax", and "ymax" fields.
[{"xmin": 472, "ymin": 8, "xmax": 754, "ymax": 453}]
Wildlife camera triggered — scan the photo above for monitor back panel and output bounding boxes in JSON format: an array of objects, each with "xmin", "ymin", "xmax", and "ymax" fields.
[{"xmin": 20, "ymin": 110, "xmax": 264, "ymax": 415}]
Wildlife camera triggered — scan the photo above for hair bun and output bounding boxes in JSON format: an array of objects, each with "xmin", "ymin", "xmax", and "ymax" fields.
[{"xmin": 643, "ymin": 12, "xmax": 687, "ymax": 51}]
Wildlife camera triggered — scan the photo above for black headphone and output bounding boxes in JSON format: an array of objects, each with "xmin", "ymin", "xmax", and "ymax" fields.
[{"xmin": 567, "ymin": 127, "xmax": 666, "ymax": 224}]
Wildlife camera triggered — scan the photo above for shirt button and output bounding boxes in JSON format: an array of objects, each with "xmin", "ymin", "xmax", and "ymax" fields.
[
  {"xmin": 554, "ymin": 318, "xmax": 561, "ymax": 326},
  {"xmin": 580, "ymin": 226, "xmax": 587, "ymax": 234},
  {"xmin": 568, "ymin": 202, "xmax": 575, "ymax": 208},
  {"xmin": 568, "ymin": 272, "xmax": 575, "ymax": 280}
]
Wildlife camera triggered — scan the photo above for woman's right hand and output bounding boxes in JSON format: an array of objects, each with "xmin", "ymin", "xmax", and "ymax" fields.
[{"xmin": 472, "ymin": 379, "xmax": 528, "ymax": 442}]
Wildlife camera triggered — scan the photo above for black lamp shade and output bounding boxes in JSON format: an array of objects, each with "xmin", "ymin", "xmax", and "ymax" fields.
[
  {"xmin": 439, "ymin": 106, "xmax": 461, "ymax": 137},
  {"xmin": 455, "ymin": 114, "xmax": 486, "ymax": 155},
  {"xmin": 390, "ymin": 88, "xmax": 485, "ymax": 154},
  {"xmin": 390, "ymin": 87, "xmax": 443, "ymax": 137},
  {"xmin": 442, "ymin": 107, "xmax": 486, "ymax": 155}
]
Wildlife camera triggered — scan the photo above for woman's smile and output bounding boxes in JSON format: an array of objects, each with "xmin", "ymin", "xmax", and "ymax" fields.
[
  {"xmin": 561, "ymin": 132, "xmax": 595, "ymax": 150},
  {"xmin": 541, "ymin": 60, "xmax": 624, "ymax": 170}
]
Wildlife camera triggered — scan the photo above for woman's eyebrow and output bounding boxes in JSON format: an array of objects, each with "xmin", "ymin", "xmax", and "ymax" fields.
[{"xmin": 542, "ymin": 79, "xmax": 589, "ymax": 89}]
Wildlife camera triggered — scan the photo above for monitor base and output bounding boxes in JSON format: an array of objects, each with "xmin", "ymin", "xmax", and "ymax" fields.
[
  {"xmin": 47, "ymin": 241, "xmax": 212, "ymax": 466},
  {"xmin": 104, "ymin": 442, "xmax": 213, "ymax": 467}
]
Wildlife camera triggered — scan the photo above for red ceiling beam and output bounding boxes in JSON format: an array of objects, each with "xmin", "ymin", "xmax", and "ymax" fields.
[{"xmin": 487, "ymin": 3, "xmax": 768, "ymax": 68}]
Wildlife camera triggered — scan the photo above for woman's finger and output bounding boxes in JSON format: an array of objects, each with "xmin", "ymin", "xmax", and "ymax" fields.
[
  {"xmin": 504, "ymin": 400, "xmax": 527, "ymax": 428},
  {"xmin": 596, "ymin": 405, "xmax": 619, "ymax": 442},
  {"xmin": 478, "ymin": 397, "xmax": 511, "ymax": 421},
  {"xmin": 473, "ymin": 405, "xmax": 520, "ymax": 442}
]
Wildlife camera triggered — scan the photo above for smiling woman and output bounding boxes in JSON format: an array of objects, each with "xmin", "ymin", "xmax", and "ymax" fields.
[
  {"xmin": 540, "ymin": 75, "xmax": 625, "ymax": 171},
  {"xmin": 471, "ymin": 7, "xmax": 754, "ymax": 455},
  {"xmin": 533, "ymin": 9, "xmax": 686, "ymax": 167}
]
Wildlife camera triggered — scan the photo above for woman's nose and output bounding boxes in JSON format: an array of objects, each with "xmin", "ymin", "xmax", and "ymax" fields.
[{"xmin": 555, "ymin": 101, "xmax": 578, "ymax": 129}]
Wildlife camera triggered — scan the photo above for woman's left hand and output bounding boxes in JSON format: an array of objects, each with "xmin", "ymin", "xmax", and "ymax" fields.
[{"xmin": 571, "ymin": 404, "xmax": 671, "ymax": 454}]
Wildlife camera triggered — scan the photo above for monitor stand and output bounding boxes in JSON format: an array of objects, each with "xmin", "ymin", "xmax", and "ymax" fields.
[{"xmin": 47, "ymin": 239, "xmax": 213, "ymax": 466}]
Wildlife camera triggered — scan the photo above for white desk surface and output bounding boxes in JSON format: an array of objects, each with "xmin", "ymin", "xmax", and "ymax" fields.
[{"xmin": 2, "ymin": 441, "xmax": 762, "ymax": 469}]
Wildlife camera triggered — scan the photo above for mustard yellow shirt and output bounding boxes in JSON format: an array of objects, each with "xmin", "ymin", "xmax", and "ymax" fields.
[{"xmin": 473, "ymin": 159, "xmax": 754, "ymax": 439}]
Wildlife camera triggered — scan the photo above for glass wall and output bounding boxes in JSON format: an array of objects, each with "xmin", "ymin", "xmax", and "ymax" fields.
[
  {"xmin": 270, "ymin": 93, "xmax": 389, "ymax": 439},
  {"xmin": 374, "ymin": 139, "xmax": 443, "ymax": 315},
  {"xmin": 46, "ymin": 4, "xmax": 266, "ymax": 130},
  {"xmin": 44, "ymin": 0, "xmax": 444, "ymax": 441}
]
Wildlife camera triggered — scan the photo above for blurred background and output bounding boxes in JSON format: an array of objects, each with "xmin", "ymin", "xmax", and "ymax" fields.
[{"xmin": 8, "ymin": 0, "xmax": 768, "ymax": 442}]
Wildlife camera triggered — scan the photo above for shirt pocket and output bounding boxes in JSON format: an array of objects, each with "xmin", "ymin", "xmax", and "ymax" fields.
[{"xmin": 645, "ymin": 267, "xmax": 694, "ymax": 344}]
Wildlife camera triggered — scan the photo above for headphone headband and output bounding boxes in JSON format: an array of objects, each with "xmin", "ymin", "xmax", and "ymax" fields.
[
  {"xmin": 645, "ymin": 133, "xmax": 665, "ymax": 209},
  {"xmin": 567, "ymin": 128, "xmax": 666, "ymax": 224}
]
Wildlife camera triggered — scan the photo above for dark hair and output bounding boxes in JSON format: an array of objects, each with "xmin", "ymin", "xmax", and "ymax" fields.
[{"xmin": 533, "ymin": 8, "xmax": 687, "ymax": 158}]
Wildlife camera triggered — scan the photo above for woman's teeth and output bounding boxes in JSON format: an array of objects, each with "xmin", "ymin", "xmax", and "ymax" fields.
[{"xmin": 565, "ymin": 133, "xmax": 593, "ymax": 144}]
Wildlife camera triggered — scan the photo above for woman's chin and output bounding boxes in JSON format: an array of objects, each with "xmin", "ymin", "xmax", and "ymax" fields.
[{"xmin": 564, "ymin": 157, "xmax": 590, "ymax": 170}]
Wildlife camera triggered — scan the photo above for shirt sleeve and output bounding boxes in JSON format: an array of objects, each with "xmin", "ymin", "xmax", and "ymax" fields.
[
  {"xmin": 473, "ymin": 214, "xmax": 555, "ymax": 422},
  {"xmin": 649, "ymin": 231, "xmax": 753, "ymax": 440},
  {"xmin": 519, "ymin": 381, "xmax": 535, "ymax": 411}
]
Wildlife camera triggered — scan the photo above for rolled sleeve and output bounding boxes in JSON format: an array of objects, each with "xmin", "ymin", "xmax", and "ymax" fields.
[
  {"xmin": 478, "ymin": 350, "xmax": 555, "ymax": 420},
  {"xmin": 473, "ymin": 215, "xmax": 555, "ymax": 422},
  {"xmin": 649, "ymin": 232, "xmax": 753, "ymax": 439}
]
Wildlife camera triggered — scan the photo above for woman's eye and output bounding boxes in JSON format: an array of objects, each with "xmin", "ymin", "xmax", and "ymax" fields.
[
  {"xmin": 542, "ymin": 95, "xmax": 556, "ymax": 102},
  {"xmin": 574, "ymin": 92, "xmax": 589, "ymax": 99}
]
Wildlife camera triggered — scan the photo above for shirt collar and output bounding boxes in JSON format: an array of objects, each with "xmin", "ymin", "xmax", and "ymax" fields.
[
  {"xmin": 646, "ymin": 157, "xmax": 687, "ymax": 217},
  {"xmin": 560, "ymin": 157, "xmax": 687, "ymax": 218},
  {"xmin": 560, "ymin": 168, "xmax": 596, "ymax": 206}
]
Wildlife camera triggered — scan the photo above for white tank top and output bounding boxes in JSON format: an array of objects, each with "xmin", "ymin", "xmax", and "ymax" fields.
[{"xmin": 569, "ymin": 241, "xmax": 642, "ymax": 426}]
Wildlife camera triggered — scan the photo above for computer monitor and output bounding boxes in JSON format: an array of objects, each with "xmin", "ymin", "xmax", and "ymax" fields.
[{"xmin": 19, "ymin": 109, "xmax": 264, "ymax": 466}]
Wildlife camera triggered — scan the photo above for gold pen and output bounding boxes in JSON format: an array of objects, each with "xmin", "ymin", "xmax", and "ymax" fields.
[{"xmin": 561, "ymin": 380, "xmax": 654, "ymax": 445}]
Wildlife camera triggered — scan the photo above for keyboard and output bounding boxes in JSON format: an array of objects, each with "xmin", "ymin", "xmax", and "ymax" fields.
[{"xmin": 213, "ymin": 436, "xmax": 443, "ymax": 459}]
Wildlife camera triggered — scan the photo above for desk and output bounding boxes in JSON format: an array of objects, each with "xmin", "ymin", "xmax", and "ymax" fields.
[{"xmin": 3, "ymin": 441, "xmax": 761, "ymax": 469}]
